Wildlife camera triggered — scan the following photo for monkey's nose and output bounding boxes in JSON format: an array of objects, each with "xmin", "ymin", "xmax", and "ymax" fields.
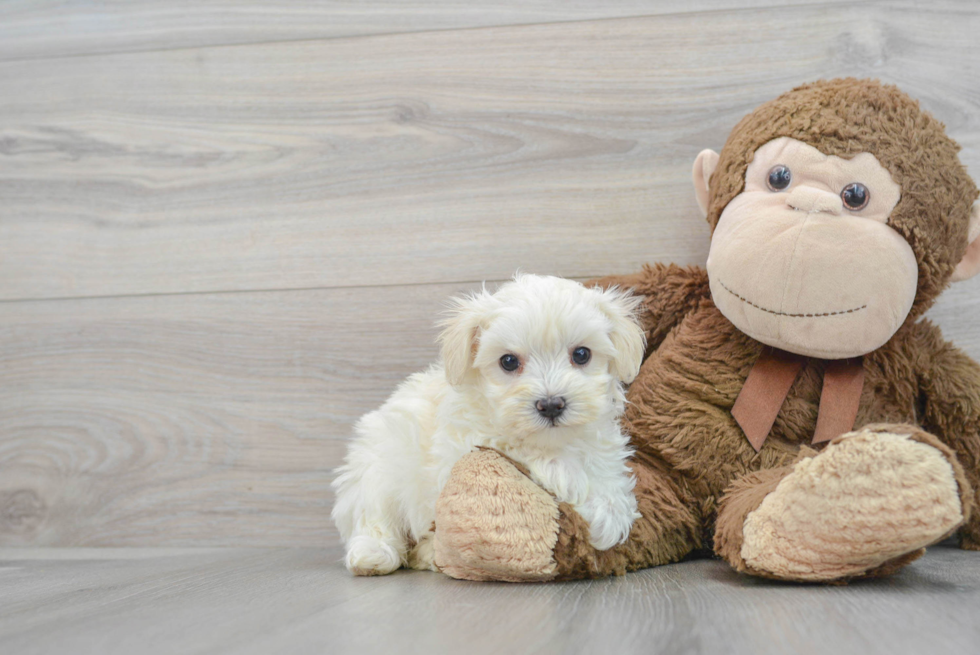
[
  {"xmin": 535, "ymin": 396, "xmax": 566, "ymax": 420},
  {"xmin": 787, "ymin": 186, "xmax": 843, "ymax": 215}
]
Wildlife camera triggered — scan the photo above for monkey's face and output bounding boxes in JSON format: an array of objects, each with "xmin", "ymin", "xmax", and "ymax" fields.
[{"xmin": 705, "ymin": 137, "xmax": 918, "ymax": 359}]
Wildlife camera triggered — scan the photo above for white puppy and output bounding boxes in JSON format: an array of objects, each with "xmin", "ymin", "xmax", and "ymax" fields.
[{"xmin": 331, "ymin": 274, "xmax": 645, "ymax": 576}]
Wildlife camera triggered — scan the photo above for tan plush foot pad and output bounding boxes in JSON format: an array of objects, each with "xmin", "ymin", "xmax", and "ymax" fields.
[
  {"xmin": 434, "ymin": 449, "xmax": 561, "ymax": 582},
  {"xmin": 741, "ymin": 426, "xmax": 966, "ymax": 581}
]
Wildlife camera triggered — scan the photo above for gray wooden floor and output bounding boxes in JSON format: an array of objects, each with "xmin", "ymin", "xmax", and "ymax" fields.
[
  {"xmin": 2, "ymin": 1, "xmax": 980, "ymax": 652},
  {"xmin": 1, "ymin": 545, "xmax": 979, "ymax": 655}
]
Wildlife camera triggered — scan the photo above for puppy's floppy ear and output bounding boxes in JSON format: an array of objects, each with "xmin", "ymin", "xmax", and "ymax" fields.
[
  {"xmin": 595, "ymin": 287, "xmax": 646, "ymax": 383},
  {"xmin": 438, "ymin": 288, "xmax": 497, "ymax": 387}
]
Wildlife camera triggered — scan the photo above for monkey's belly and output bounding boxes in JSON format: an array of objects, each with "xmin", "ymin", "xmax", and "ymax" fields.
[{"xmin": 624, "ymin": 304, "xmax": 916, "ymax": 502}]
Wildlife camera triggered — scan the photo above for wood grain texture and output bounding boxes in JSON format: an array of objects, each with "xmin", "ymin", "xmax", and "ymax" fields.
[
  {"xmin": 0, "ymin": 0, "xmax": 858, "ymax": 62},
  {"xmin": 1, "ymin": 1, "xmax": 979, "ymax": 301},
  {"xmin": 0, "ymin": 282, "xmax": 476, "ymax": 546},
  {"xmin": 928, "ymin": 277, "xmax": 980, "ymax": 358},
  {"xmin": 1, "ymin": 545, "xmax": 979, "ymax": 655}
]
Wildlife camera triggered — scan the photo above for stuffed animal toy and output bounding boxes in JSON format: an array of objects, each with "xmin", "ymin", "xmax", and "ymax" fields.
[{"xmin": 430, "ymin": 78, "xmax": 980, "ymax": 583}]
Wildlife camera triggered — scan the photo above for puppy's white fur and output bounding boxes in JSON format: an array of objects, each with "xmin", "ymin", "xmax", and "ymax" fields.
[{"xmin": 331, "ymin": 274, "xmax": 645, "ymax": 576}]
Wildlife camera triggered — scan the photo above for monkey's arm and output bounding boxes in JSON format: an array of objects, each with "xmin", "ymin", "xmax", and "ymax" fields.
[
  {"xmin": 915, "ymin": 321, "xmax": 980, "ymax": 549},
  {"xmin": 588, "ymin": 264, "xmax": 710, "ymax": 354}
]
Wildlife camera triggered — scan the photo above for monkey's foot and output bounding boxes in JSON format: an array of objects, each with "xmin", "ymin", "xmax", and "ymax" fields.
[
  {"xmin": 433, "ymin": 449, "xmax": 562, "ymax": 582},
  {"xmin": 738, "ymin": 425, "xmax": 969, "ymax": 582}
]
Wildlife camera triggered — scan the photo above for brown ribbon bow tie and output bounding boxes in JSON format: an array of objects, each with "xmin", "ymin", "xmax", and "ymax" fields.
[{"xmin": 731, "ymin": 347, "xmax": 865, "ymax": 452}]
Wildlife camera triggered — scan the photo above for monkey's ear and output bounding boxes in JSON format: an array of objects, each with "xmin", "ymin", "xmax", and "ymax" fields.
[
  {"xmin": 438, "ymin": 289, "xmax": 497, "ymax": 386},
  {"xmin": 595, "ymin": 288, "xmax": 646, "ymax": 383},
  {"xmin": 692, "ymin": 149, "xmax": 720, "ymax": 218},
  {"xmin": 952, "ymin": 202, "xmax": 980, "ymax": 282}
]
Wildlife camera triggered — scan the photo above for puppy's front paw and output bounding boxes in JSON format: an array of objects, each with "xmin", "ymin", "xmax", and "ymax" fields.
[
  {"xmin": 345, "ymin": 535, "xmax": 401, "ymax": 576},
  {"xmin": 528, "ymin": 458, "xmax": 590, "ymax": 506},
  {"xmin": 576, "ymin": 491, "xmax": 640, "ymax": 551},
  {"xmin": 407, "ymin": 533, "xmax": 438, "ymax": 572}
]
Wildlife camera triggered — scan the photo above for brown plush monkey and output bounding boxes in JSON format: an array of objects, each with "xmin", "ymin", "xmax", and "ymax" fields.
[{"xmin": 431, "ymin": 78, "xmax": 980, "ymax": 583}]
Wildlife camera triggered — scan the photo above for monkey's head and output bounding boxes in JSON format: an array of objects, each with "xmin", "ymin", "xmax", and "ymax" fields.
[{"xmin": 695, "ymin": 78, "xmax": 980, "ymax": 359}]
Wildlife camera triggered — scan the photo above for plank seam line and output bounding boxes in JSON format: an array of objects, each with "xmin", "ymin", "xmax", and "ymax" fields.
[
  {"xmin": 0, "ymin": 278, "xmax": 526, "ymax": 305},
  {"xmin": 0, "ymin": 276, "xmax": 608, "ymax": 305}
]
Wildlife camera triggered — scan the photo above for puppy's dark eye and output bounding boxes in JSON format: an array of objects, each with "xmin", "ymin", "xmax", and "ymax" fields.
[
  {"xmin": 571, "ymin": 347, "xmax": 591, "ymax": 366},
  {"xmin": 767, "ymin": 165, "xmax": 792, "ymax": 191},
  {"xmin": 841, "ymin": 183, "xmax": 870, "ymax": 210},
  {"xmin": 499, "ymin": 354, "xmax": 520, "ymax": 372}
]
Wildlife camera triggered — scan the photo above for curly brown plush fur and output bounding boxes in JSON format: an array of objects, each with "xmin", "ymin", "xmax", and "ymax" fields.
[{"xmin": 432, "ymin": 79, "xmax": 980, "ymax": 583}]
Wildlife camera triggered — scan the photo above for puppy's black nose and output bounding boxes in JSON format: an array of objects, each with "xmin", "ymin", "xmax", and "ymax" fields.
[{"xmin": 535, "ymin": 396, "xmax": 566, "ymax": 420}]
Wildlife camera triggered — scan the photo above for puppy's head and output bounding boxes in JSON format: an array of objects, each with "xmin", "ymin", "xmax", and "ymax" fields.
[{"xmin": 438, "ymin": 274, "xmax": 645, "ymax": 437}]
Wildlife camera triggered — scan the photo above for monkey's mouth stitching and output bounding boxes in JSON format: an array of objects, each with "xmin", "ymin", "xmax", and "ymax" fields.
[{"xmin": 718, "ymin": 280, "xmax": 867, "ymax": 318}]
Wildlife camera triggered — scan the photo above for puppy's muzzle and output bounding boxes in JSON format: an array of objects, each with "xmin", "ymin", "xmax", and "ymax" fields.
[{"xmin": 535, "ymin": 396, "xmax": 566, "ymax": 420}]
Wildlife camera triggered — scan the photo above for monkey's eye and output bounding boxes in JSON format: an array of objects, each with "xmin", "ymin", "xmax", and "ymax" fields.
[
  {"xmin": 499, "ymin": 354, "xmax": 521, "ymax": 372},
  {"xmin": 767, "ymin": 165, "xmax": 792, "ymax": 191},
  {"xmin": 571, "ymin": 347, "xmax": 591, "ymax": 366},
  {"xmin": 841, "ymin": 183, "xmax": 870, "ymax": 210}
]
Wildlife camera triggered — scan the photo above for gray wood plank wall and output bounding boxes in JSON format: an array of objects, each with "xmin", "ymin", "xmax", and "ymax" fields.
[{"xmin": 1, "ymin": 0, "xmax": 978, "ymax": 547}]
